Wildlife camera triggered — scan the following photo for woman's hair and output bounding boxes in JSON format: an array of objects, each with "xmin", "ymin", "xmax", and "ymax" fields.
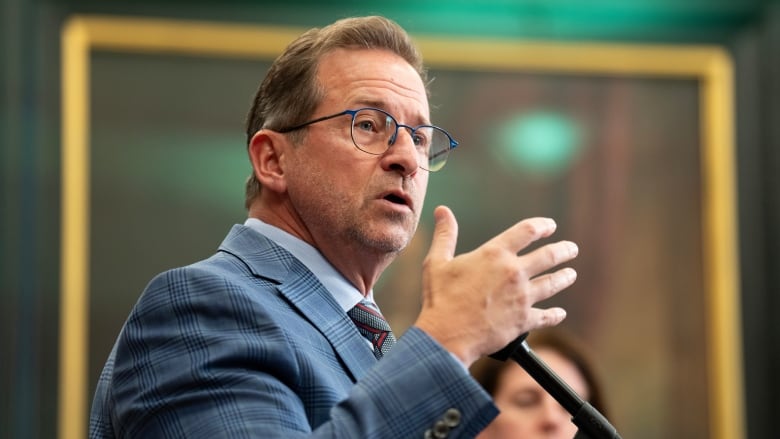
[
  {"xmin": 471, "ymin": 328, "xmax": 610, "ymax": 418},
  {"xmin": 243, "ymin": 16, "xmax": 428, "ymax": 208}
]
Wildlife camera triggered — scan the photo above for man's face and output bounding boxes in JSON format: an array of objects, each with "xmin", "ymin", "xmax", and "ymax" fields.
[{"xmin": 282, "ymin": 48, "xmax": 430, "ymax": 257}]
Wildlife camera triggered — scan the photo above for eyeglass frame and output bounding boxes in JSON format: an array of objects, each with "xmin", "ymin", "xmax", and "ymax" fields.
[{"xmin": 275, "ymin": 107, "xmax": 458, "ymax": 172}]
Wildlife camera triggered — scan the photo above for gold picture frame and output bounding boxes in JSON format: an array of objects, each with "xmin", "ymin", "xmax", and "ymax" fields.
[{"xmin": 59, "ymin": 15, "xmax": 743, "ymax": 439}]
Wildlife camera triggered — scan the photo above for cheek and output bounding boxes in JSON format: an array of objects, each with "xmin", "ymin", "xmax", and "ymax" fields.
[
  {"xmin": 489, "ymin": 410, "xmax": 534, "ymax": 436},
  {"xmin": 493, "ymin": 396, "xmax": 535, "ymax": 423},
  {"xmin": 293, "ymin": 165, "xmax": 368, "ymax": 219},
  {"xmin": 286, "ymin": 157, "xmax": 338, "ymax": 206},
  {"xmin": 412, "ymin": 173, "xmax": 429, "ymax": 206}
]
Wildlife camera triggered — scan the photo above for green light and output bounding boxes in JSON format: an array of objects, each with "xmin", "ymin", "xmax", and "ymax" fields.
[{"xmin": 493, "ymin": 110, "xmax": 583, "ymax": 178}]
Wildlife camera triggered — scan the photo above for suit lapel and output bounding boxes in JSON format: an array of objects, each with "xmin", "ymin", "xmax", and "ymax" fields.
[
  {"xmin": 219, "ymin": 224, "xmax": 376, "ymax": 381},
  {"xmin": 278, "ymin": 269, "xmax": 376, "ymax": 381}
]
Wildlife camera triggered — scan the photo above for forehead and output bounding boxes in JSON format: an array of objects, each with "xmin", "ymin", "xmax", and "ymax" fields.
[
  {"xmin": 516, "ymin": 349, "xmax": 590, "ymax": 397},
  {"xmin": 315, "ymin": 48, "xmax": 429, "ymax": 119}
]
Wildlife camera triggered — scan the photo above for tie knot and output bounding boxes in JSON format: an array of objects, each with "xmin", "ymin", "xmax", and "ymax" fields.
[{"xmin": 347, "ymin": 300, "xmax": 396, "ymax": 359}]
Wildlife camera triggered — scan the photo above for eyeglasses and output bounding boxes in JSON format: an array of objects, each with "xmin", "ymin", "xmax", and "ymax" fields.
[{"xmin": 277, "ymin": 107, "xmax": 458, "ymax": 172}]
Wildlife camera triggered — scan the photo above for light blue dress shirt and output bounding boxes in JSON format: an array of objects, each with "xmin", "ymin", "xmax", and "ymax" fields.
[{"xmin": 244, "ymin": 217, "xmax": 380, "ymax": 313}]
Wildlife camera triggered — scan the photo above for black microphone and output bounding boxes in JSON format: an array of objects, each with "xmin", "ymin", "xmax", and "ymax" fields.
[{"xmin": 489, "ymin": 333, "xmax": 622, "ymax": 439}]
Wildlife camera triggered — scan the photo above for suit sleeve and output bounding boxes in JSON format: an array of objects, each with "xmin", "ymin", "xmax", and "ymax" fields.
[
  {"xmin": 99, "ymin": 265, "xmax": 497, "ymax": 438},
  {"xmin": 330, "ymin": 327, "xmax": 499, "ymax": 438}
]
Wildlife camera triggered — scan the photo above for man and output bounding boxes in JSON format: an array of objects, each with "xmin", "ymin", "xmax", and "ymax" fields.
[{"xmin": 90, "ymin": 15, "xmax": 578, "ymax": 438}]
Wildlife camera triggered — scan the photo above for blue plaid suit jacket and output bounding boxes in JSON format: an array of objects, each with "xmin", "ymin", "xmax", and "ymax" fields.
[{"xmin": 89, "ymin": 224, "xmax": 497, "ymax": 438}]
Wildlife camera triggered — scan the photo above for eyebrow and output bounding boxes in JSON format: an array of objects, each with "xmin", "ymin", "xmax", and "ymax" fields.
[
  {"xmin": 352, "ymin": 99, "xmax": 431, "ymax": 126},
  {"xmin": 353, "ymin": 98, "xmax": 385, "ymax": 109}
]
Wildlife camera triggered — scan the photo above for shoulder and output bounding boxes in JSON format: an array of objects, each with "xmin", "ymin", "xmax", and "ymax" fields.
[
  {"xmin": 137, "ymin": 223, "xmax": 296, "ymax": 311},
  {"xmin": 127, "ymin": 254, "xmax": 290, "ymax": 335},
  {"xmin": 112, "ymin": 254, "xmax": 302, "ymax": 387}
]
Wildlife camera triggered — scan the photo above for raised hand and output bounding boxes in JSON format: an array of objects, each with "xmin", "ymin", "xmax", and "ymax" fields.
[{"xmin": 414, "ymin": 205, "xmax": 578, "ymax": 367}]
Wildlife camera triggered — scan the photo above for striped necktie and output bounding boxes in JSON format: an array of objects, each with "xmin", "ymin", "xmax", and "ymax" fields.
[{"xmin": 347, "ymin": 300, "xmax": 396, "ymax": 359}]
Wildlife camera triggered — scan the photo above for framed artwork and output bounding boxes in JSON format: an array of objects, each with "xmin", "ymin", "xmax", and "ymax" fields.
[{"xmin": 59, "ymin": 15, "xmax": 742, "ymax": 439}]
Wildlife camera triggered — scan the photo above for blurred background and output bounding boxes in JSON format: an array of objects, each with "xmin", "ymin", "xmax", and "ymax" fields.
[{"xmin": 1, "ymin": 0, "xmax": 778, "ymax": 438}]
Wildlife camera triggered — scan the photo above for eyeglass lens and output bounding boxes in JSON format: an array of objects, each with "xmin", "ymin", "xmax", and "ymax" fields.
[{"xmin": 350, "ymin": 108, "xmax": 451, "ymax": 171}]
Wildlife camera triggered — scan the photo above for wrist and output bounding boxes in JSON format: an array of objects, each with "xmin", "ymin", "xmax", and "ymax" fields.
[{"xmin": 413, "ymin": 320, "xmax": 477, "ymax": 367}]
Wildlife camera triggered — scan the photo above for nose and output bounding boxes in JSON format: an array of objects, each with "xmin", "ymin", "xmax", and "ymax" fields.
[
  {"xmin": 382, "ymin": 126, "xmax": 420, "ymax": 177},
  {"xmin": 538, "ymin": 397, "xmax": 571, "ymax": 433}
]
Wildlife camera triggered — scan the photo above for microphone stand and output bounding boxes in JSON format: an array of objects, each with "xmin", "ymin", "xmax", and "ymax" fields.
[{"xmin": 489, "ymin": 334, "xmax": 622, "ymax": 439}]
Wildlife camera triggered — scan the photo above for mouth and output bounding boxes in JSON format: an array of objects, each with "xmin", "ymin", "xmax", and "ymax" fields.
[{"xmin": 380, "ymin": 190, "xmax": 412, "ymax": 209}]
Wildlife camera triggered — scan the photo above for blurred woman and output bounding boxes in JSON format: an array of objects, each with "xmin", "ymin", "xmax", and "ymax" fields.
[{"xmin": 472, "ymin": 329, "xmax": 610, "ymax": 439}]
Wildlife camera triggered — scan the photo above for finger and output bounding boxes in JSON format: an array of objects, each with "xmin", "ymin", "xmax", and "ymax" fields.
[
  {"xmin": 518, "ymin": 240, "xmax": 579, "ymax": 278},
  {"xmin": 426, "ymin": 205, "xmax": 459, "ymax": 263},
  {"xmin": 528, "ymin": 306, "xmax": 568, "ymax": 330},
  {"xmin": 528, "ymin": 267, "xmax": 577, "ymax": 302},
  {"xmin": 493, "ymin": 217, "xmax": 558, "ymax": 254}
]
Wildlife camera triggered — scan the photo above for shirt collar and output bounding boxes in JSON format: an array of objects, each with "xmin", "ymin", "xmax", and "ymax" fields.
[{"xmin": 243, "ymin": 218, "xmax": 373, "ymax": 312}]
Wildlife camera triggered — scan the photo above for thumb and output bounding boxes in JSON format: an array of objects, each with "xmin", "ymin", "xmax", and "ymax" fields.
[{"xmin": 427, "ymin": 205, "xmax": 459, "ymax": 262}]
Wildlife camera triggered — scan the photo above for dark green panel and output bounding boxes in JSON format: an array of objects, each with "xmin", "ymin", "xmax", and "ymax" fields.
[
  {"xmin": 88, "ymin": 52, "xmax": 267, "ymax": 397},
  {"xmin": 51, "ymin": 0, "xmax": 766, "ymax": 43}
]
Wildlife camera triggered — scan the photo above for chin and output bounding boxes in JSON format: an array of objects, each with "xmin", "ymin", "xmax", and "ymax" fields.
[
  {"xmin": 356, "ymin": 220, "xmax": 416, "ymax": 253},
  {"xmin": 355, "ymin": 229, "xmax": 412, "ymax": 255},
  {"xmin": 369, "ymin": 235, "xmax": 410, "ymax": 255}
]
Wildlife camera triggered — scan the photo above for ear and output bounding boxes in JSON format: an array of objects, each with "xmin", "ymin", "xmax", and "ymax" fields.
[{"xmin": 248, "ymin": 129, "xmax": 288, "ymax": 193}]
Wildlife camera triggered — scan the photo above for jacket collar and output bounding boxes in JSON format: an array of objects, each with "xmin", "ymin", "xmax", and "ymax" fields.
[{"xmin": 218, "ymin": 224, "xmax": 376, "ymax": 380}]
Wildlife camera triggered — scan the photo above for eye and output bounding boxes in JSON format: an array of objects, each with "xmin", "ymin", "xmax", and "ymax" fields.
[
  {"xmin": 508, "ymin": 390, "xmax": 542, "ymax": 409},
  {"xmin": 412, "ymin": 128, "xmax": 432, "ymax": 151},
  {"xmin": 355, "ymin": 119, "xmax": 376, "ymax": 133},
  {"xmin": 354, "ymin": 110, "xmax": 388, "ymax": 134}
]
